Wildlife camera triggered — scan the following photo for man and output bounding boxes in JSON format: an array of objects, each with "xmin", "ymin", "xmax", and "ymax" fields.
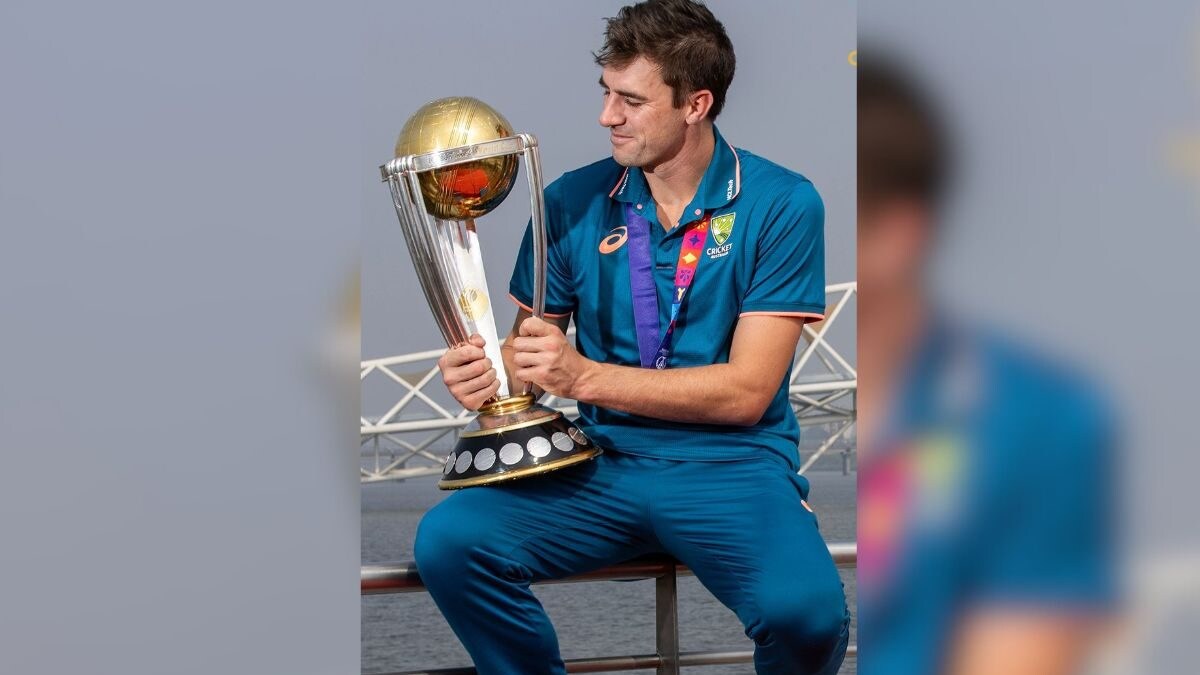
[
  {"xmin": 414, "ymin": 1, "xmax": 848, "ymax": 673},
  {"xmin": 856, "ymin": 57, "xmax": 1117, "ymax": 674}
]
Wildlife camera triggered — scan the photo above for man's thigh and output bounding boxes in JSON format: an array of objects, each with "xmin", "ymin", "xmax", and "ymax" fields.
[
  {"xmin": 416, "ymin": 451, "xmax": 657, "ymax": 581},
  {"xmin": 646, "ymin": 457, "xmax": 844, "ymax": 617}
]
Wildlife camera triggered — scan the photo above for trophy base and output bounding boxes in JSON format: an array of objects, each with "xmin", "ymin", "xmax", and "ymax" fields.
[{"xmin": 438, "ymin": 395, "xmax": 603, "ymax": 489}]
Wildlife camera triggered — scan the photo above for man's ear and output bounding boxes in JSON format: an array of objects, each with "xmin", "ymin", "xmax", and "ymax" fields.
[{"xmin": 684, "ymin": 89, "xmax": 714, "ymax": 124}]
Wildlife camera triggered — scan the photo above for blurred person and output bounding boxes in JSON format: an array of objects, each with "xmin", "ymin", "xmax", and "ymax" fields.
[
  {"xmin": 857, "ymin": 56, "xmax": 1119, "ymax": 674},
  {"xmin": 411, "ymin": 1, "xmax": 849, "ymax": 673}
]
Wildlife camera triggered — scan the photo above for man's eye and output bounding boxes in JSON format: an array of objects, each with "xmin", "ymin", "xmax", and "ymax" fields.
[{"xmin": 624, "ymin": 99, "xmax": 642, "ymax": 107}]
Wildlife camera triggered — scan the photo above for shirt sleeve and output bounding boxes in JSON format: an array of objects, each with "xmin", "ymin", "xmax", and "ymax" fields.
[
  {"xmin": 738, "ymin": 178, "xmax": 826, "ymax": 320},
  {"xmin": 969, "ymin": 384, "xmax": 1118, "ymax": 609},
  {"xmin": 508, "ymin": 179, "xmax": 576, "ymax": 318}
]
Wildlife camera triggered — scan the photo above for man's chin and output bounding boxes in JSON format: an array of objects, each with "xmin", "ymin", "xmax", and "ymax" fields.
[
  {"xmin": 608, "ymin": 142, "xmax": 639, "ymax": 166},
  {"xmin": 610, "ymin": 150, "xmax": 640, "ymax": 168}
]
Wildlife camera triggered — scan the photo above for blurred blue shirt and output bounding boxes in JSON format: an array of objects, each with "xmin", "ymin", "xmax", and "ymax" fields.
[{"xmin": 858, "ymin": 317, "xmax": 1118, "ymax": 674}]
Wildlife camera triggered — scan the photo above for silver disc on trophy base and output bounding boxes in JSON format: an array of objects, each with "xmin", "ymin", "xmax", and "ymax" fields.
[
  {"xmin": 381, "ymin": 97, "xmax": 603, "ymax": 489},
  {"xmin": 438, "ymin": 394, "xmax": 602, "ymax": 489}
]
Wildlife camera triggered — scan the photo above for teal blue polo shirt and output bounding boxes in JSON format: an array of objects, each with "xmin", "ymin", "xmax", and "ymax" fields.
[{"xmin": 509, "ymin": 126, "xmax": 825, "ymax": 468}]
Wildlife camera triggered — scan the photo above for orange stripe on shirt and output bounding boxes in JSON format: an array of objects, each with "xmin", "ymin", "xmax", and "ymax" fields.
[
  {"xmin": 738, "ymin": 311, "xmax": 825, "ymax": 323},
  {"xmin": 507, "ymin": 293, "xmax": 571, "ymax": 319}
]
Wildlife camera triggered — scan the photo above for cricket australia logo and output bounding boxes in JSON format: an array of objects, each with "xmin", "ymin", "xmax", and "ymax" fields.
[{"xmin": 707, "ymin": 212, "xmax": 736, "ymax": 259}]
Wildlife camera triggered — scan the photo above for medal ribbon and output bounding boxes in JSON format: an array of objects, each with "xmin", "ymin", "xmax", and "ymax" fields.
[{"xmin": 624, "ymin": 203, "xmax": 709, "ymax": 369}]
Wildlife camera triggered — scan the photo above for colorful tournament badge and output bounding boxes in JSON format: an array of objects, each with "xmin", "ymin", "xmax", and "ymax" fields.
[{"xmin": 860, "ymin": 431, "xmax": 968, "ymax": 599}]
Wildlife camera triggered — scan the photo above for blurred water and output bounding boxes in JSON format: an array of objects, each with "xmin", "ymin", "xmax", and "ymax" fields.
[{"xmin": 362, "ymin": 468, "xmax": 856, "ymax": 674}]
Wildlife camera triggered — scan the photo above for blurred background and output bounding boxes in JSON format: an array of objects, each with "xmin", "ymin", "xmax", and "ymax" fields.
[
  {"xmin": 858, "ymin": 1, "xmax": 1200, "ymax": 673},
  {"xmin": 0, "ymin": 2, "xmax": 361, "ymax": 674}
]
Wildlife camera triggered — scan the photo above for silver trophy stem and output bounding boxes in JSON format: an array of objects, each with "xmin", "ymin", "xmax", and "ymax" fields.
[
  {"xmin": 405, "ymin": 169, "xmax": 476, "ymax": 347},
  {"xmin": 399, "ymin": 171, "xmax": 468, "ymax": 347},
  {"xmin": 520, "ymin": 134, "xmax": 547, "ymax": 397},
  {"xmin": 387, "ymin": 175, "xmax": 461, "ymax": 348},
  {"xmin": 520, "ymin": 134, "xmax": 547, "ymax": 322}
]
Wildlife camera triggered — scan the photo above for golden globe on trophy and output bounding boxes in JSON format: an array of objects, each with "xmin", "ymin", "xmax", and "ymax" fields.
[{"xmin": 382, "ymin": 97, "xmax": 602, "ymax": 489}]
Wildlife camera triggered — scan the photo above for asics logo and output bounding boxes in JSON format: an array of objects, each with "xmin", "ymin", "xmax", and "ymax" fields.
[{"xmin": 598, "ymin": 226, "xmax": 628, "ymax": 254}]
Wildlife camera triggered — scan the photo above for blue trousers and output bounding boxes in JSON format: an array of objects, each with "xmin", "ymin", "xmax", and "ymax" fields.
[{"xmin": 414, "ymin": 450, "xmax": 849, "ymax": 674}]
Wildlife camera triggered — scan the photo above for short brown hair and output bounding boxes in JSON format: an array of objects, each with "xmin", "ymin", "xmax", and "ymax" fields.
[
  {"xmin": 594, "ymin": 0, "xmax": 736, "ymax": 119},
  {"xmin": 858, "ymin": 57, "xmax": 950, "ymax": 207}
]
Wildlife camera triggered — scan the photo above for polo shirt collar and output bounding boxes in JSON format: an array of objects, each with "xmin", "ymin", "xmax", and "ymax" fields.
[{"xmin": 607, "ymin": 125, "xmax": 742, "ymax": 216}]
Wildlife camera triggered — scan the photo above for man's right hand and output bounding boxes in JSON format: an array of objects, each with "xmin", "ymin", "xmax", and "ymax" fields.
[{"xmin": 437, "ymin": 333, "xmax": 500, "ymax": 411}]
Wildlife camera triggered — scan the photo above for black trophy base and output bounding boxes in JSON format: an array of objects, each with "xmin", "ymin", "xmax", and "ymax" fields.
[{"xmin": 438, "ymin": 406, "xmax": 602, "ymax": 489}]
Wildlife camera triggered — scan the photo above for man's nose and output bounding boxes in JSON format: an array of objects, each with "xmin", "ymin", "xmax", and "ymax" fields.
[{"xmin": 598, "ymin": 96, "xmax": 622, "ymax": 128}]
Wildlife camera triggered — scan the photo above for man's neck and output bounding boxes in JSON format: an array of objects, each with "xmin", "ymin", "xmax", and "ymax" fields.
[
  {"xmin": 643, "ymin": 123, "xmax": 715, "ymax": 227},
  {"xmin": 857, "ymin": 281, "xmax": 928, "ymax": 455}
]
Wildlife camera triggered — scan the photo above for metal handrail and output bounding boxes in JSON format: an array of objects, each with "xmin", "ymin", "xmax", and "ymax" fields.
[
  {"xmin": 363, "ymin": 542, "xmax": 856, "ymax": 674},
  {"xmin": 363, "ymin": 543, "xmax": 857, "ymax": 593}
]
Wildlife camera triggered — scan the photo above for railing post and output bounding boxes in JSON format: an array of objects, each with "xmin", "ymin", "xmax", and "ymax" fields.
[
  {"xmin": 655, "ymin": 566, "xmax": 680, "ymax": 675},
  {"xmin": 370, "ymin": 434, "xmax": 377, "ymax": 474}
]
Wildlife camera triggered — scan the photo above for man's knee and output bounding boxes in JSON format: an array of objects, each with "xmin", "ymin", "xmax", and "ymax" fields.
[
  {"xmin": 413, "ymin": 502, "xmax": 485, "ymax": 584},
  {"xmin": 749, "ymin": 582, "xmax": 847, "ymax": 653},
  {"xmin": 413, "ymin": 500, "xmax": 527, "ymax": 591}
]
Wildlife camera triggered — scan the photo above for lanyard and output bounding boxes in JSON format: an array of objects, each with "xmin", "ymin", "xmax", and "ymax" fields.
[{"xmin": 624, "ymin": 203, "xmax": 709, "ymax": 369}]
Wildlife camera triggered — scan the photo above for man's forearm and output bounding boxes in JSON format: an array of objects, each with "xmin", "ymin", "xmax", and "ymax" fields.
[
  {"xmin": 511, "ymin": 314, "xmax": 802, "ymax": 425},
  {"xmin": 573, "ymin": 360, "xmax": 773, "ymax": 426}
]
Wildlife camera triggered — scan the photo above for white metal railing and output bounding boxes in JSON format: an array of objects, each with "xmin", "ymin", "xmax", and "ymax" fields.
[
  {"xmin": 362, "ymin": 283, "xmax": 856, "ymax": 483},
  {"xmin": 789, "ymin": 282, "xmax": 857, "ymax": 473}
]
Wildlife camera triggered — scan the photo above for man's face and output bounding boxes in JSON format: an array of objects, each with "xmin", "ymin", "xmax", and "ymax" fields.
[
  {"xmin": 598, "ymin": 57, "xmax": 689, "ymax": 169},
  {"xmin": 857, "ymin": 198, "xmax": 932, "ymax": 297}
]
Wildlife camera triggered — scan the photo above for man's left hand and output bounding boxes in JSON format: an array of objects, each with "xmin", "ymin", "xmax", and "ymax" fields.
[{"xmin": 511, "ymin": 317, "xmax": 595, "ymax": 399}]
